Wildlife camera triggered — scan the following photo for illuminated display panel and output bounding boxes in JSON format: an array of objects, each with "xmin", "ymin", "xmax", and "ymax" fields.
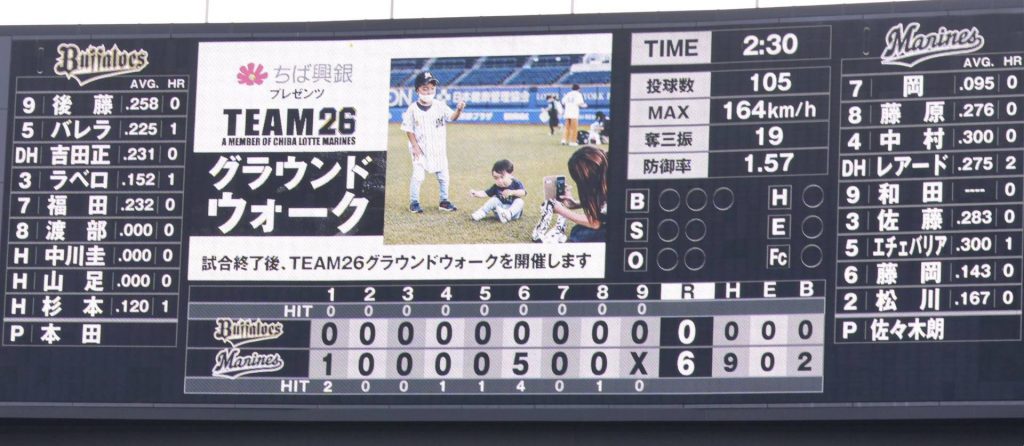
[{"xmin": 1, "ymin": 2, "xmax": 1023, "ymax": 421}]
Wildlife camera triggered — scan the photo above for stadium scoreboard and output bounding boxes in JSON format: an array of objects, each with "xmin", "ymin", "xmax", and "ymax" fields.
[{"xmin": 1, "ymin": 1, "xmax": 1024, "ymax": 421}]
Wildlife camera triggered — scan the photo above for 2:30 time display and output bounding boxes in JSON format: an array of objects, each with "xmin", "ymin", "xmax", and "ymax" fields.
[{"xmin": 743, "ymin": 33, "xmax": 799, "ymax": 57}]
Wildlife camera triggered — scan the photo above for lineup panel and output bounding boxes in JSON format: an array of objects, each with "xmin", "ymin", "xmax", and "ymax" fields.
[{"xmin": 1, "ymin": 6, "xmax": 1024, "ymax": 421}]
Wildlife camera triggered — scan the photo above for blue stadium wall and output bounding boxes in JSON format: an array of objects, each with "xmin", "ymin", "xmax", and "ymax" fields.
[{"xmin": 388, "ymin": 85, "xmax": 611, "ymax": 125}]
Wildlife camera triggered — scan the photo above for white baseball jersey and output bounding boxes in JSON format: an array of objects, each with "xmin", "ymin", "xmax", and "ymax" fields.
[
  {"xmin": 561, "ymin": 90, "xmax": 586, "ymax": 119},
  {"xmin": 401, "ymin": 101, "xmax": 454, "ymax": 173}
]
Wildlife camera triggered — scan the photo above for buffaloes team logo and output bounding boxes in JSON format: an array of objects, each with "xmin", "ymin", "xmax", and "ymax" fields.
[
  {"xmin": 54, "ymin": 43, "xmax": 149, "ymax": 86},
  {"xmin": 213, "ymin": 318, "xmax": 284, "ymax": 348}
]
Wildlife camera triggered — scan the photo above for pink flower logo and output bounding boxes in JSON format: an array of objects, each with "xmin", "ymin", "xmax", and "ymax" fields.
[{"xmin": 237, "ymin": 63, "xmax": 267, "ymax": 86}]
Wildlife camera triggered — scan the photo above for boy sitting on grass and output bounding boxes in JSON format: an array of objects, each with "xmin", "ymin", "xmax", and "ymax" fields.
[{"xmin": 470, "ymin": 159, "xmax": 527, "ymax": 223}]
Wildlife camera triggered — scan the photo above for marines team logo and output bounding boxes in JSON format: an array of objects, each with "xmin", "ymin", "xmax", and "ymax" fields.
[
  {"xmin": 211, "ymin": 349, "xmax": 285, "ymax": 380},
  {"xmin": 880, "ymin": 22, "xmax": 985, "ymax": 68}
]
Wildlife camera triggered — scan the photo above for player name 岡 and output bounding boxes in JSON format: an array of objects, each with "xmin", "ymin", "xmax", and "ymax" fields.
[{"xmin": 223, "ymin": 107, "xmax": 357, "ymax": 137}]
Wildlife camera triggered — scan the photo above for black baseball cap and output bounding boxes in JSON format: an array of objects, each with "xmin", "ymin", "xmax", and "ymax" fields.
[{"xmin": 415, "ymin": 71, "xmax": 439, "ymax": 88}]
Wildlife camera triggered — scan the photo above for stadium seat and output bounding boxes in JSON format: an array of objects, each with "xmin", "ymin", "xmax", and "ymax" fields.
[
  {"xmin": 390, "ymin": 59, "xmax": 425, "ymax": 71},
  {"xmin": 432, "ymin": 57, "xmax": 476, "ymax": 69},
  {"xmin": 560, "ymin": 71, "xmax": 611, "ymax": 85},
  {"xmin": 506, "ymin": 67, "xmax": 568, "ymax": 85},
  {"xmin": 481, "ymin": 56, "xmax": 526, "ymax": 68},
  {"xmin": 458, "ymin": 68, "xmax": 514, "ymax": 85},
  {"xmin": 390, "ymin": 70, "xmax": 414, "ymax": 87},
  {"xmin": 426, "ymin": 69, "xmax": 464, "ymax": 86},
  {"xmin": 531, "ymin": 55, "xmax": 582, "ymax": 67}
]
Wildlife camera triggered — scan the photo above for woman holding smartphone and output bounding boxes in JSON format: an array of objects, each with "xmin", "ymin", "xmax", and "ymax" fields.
[{"xmin": 551, "ymin": 145, "xmax": 608, "ymax": 242}]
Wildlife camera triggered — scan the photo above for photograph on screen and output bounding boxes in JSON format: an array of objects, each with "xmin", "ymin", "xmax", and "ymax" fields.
[{"xmin": 383, "ymin": 53, "xmax": 612, "ymax": 245}]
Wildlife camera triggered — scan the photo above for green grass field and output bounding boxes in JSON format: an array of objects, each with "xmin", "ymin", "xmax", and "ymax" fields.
[{"xmin": 383, "ymin": 122, "xmax": 606, "ymax": 245}]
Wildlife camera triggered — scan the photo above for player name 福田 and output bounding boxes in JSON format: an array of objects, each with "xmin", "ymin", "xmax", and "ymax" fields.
[{"xmin": 223, "ymin": 107, "xmax": 357, "ymax": 137}]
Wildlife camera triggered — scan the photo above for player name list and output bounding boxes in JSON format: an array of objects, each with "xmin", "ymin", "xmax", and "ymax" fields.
[
  {"xmin": 835, "ymin": 53, "xmax": 1024, "ymax": 343},
  {"xmin": 3, "ymin": 75, "xmax": 189, "ymax": 347}
]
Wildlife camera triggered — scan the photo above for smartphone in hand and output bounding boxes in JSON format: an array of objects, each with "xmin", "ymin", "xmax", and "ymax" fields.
[{"xmin": 543, "ymin": 175, "xmax": 566, "ymax": 201}]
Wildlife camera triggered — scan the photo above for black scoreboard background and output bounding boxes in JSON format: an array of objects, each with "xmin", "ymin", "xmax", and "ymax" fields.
[{"xmin": 2, "ymin": 0, "xmax": 1024, "ymax": 425}]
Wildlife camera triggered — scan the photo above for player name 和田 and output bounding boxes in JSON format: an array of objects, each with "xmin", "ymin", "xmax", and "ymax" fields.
[{"xmin": 223, "ymin": 107, "xmax": 357, "ymax": 137}]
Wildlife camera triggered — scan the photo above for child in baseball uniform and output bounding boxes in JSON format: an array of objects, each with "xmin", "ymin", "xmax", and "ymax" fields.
[
  {"xmin": 402, "ymin": 71, "xmax": 466, "ymax": 213},
  {"xmin": 469, "ymin": 159, "xmax": 527, "ymax": 223}
]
